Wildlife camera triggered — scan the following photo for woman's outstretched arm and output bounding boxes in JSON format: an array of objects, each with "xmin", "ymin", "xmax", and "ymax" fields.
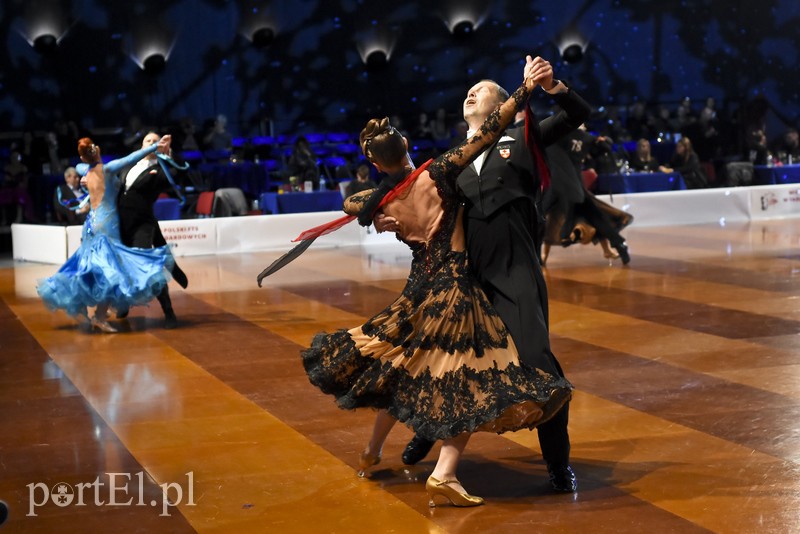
[
  {"xmin": 343, "ymin": 188, "xmax": 377, "ymax": 215},
  {"xmin": 104, "ymin": 144, "xmax": 159, "ymax": 174}
]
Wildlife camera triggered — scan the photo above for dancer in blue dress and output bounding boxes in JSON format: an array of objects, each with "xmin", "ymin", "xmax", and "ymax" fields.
[{"xmin": 37, "ymin": 137, "xmax": 175, "ymax": 332}]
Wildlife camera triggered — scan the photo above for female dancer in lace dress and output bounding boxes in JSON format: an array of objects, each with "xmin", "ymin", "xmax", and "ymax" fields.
[
  {"xmin": 301, "ymin": 63, "xmax": 573, "ymax": 507},
  {"xmin": 37, "ymin": 137, "xmax": 175, "ymax": 332}
]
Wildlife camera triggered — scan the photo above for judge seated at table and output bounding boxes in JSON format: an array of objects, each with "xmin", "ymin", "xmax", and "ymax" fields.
[
  {"xmin": 659, "ymin": 137, "xmax": 707, "ymax": 189},
  {"xmin": 774, "ymin": 127, "xmax": 799, "ymax": 164},
  {"xmin": 344, "ymin": 162, "xmax": 377, "ymax": 198},
  {"xmin": 53, "ymin": 166, "xmax": 89, "ymax": 225},
  {"xmin": 630, "ymin": 139, "xmax": 661, "ymax": 173}
]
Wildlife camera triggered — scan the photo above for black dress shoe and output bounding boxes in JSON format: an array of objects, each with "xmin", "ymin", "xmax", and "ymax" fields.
[
  {"xmin": 116, "ymin": 307, "xmax": 129, "ymax": 320},
  {"xmin": 615, "ymin": 243, "xmax": 631, "ymax": 265},
  {"xmin": 171, "ymin": 264, "xmax": 189, "ymax": 289},
  {"xmin": 163, "ymin": 309, "xmax": 178, "ymax": 329},
  {"xmin": 547, "ymin": 464, "xmax": 577, "ymax": 493},
  {"xmin": 401, "ymin": 435, "xmax": 435, "ymax": 465}
]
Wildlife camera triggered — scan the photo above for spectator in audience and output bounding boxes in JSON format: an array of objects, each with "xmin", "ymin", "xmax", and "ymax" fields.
[
  {"xmin": 20, "ymin": 131, "xmax": 48, "ymax": 175},
  {"xmin": 691, "ymin": 97, "xmax": 720, "ymax": 160},
  {"xmin": 287, "ymin": 136, "xmax": 320, "ymax": 190},
  {"xmin": 429, "ymin": 108, "xmax": 450, "ymax": 142},
  {"xmin": 774, "ymin": 128, "xmax": 799, "ymax": 163},
  {"xmin": 600, "ymin": 105, "xmax": 629, "ymax": 141},
  {"xmin": 626, "ymin": 101, "xmax": 652, "ymax": 140},
  {"xmin": 412, "ymin": 112, "xmax": 433, "ymax": 140},
  {"xmin": 676, "ymin": 97, "xmax": 696, "ymax": 132},
  {"xmin": 745, "ymin": 127, "xmax": 769, "ymax": 165},
  {"xmin": 700, "ymin": 97, "xmax": 717, "ymax": 125},
  {"xmin": 3, "ymin": 148, "xmax": 36, "ymax": 224},
  {"xmin": 174, "ymin": 117, "xmax": 201, "ymax": 152},
  {"xmin": 43, "ymin": 132, "xmax": 63, "ymax": 174},
  {"xmin": 53, "ymin": 166, "xmax": 89, "ymax": 225},
  {"xmin": 344, "ymin": 162, "xmax": 377, "ymax": 197},
  {"xmin": 203, "ymin": 114, "xmax": 233, "ymax": 151},
  {"xmin": 389, "ymin": 115, "xmax": 410, "ymax": 138},
  {"xmin": 448, "ymin": 120, "xmax": 469, "ymax": 149},
  {"xmin": 630, "ymin": 138, "xmax": 661, "ymax": 172},
  {"xmin": 742, "ymin": 96, "xmax": 769, "ymax": 164},
  {"xmin": 660, "ymin": 137, "xmax": 707, "ymax": 189},
  {"xmin": 651, "ymin": 104, "xmax": 678, "ymax": 138}
]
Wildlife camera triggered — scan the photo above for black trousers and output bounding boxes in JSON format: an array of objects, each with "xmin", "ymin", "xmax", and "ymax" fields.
[
  {"xmin": 573, "ymin": 197, "xmax": 625, "ymax": 248},
  {"xmin": 465, "ymin": 199, "xmax": 571, "ymax": 466}
]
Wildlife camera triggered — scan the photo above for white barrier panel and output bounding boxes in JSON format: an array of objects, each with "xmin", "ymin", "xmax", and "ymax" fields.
[
  {"xmin": 596, "ymin": 187, "xmax": 752, "ymax": 227},
  {"xmin": 215, "ymin": 212, "xmax": 362, "ymax": 254},
  {"xmin": 158, "ymin": 218, "xmax": 218, "ymax": 257},
  {"xmin": 748, "ymin": 184, "xmax": 800, "ymax": 220},
  {"xmin": 14, "ymin": 184, "xmax": 800, "ymax": 264},
  {"xmin": 67, "ymin": 221, "xmax": 219, "ymax": 258},
  {"xmin": 66, "ymin": 225, "xmax": 83, "ymax": 256},
  {"xmin": 11, "ymin": 224, "xmax": 67, "ymax": 264}
]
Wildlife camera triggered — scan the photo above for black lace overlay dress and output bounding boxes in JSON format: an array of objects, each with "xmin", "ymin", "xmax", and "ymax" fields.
[{"xmin": 302, "ymin": 85, "xmax": 573, "ymax": 442}]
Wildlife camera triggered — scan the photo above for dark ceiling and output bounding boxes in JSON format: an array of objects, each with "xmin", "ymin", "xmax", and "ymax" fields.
[{"xmin": 1, "ymin": 0, "xmax": 798, "ymax": 137}]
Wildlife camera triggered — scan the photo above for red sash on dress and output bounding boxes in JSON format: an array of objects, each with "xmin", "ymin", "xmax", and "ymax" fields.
[{"xmin": 257, "ymin": 159, "xmax": 433, "ymax": 285}]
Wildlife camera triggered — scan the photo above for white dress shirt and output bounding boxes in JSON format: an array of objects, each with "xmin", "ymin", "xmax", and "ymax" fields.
[
  {"xmin": 466, "ymin": 130, "xmax": 487, "ymax": 173},
  {"xmin": 125, "ymin": 158, "xmax": 156, "ymax": 191}
]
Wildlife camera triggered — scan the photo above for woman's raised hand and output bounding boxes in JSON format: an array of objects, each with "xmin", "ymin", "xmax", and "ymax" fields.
[{"xmin": 523, "ymin": 55, "xmax": 538, "ymax": 91}]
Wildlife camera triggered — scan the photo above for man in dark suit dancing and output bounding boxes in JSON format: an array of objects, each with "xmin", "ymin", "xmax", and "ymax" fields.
[
  {"xmin": 117, "ymin": 131, "xmax": 188, "ymax": 329},
  {"xmin": 377, "ymin": 56, "xmax": 591, "ymax": 493}
]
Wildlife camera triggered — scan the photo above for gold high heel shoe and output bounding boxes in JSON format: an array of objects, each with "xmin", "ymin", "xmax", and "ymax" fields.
[
  {"xmin": 357, "ymin": 449, "xmax": 381, "ymax": 478},
  {"xmin": 426, "ymin": 476, "xmax": 484, "ymax": 508},
  {"xmin": 91, "ymin": 316, "xmax": 118, "ymax": 333}
]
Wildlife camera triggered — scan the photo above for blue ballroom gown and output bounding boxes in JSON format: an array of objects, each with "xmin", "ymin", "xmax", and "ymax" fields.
[{"xmin": 37, "ymin": 145, "xmax": 175, "ymax": 318}]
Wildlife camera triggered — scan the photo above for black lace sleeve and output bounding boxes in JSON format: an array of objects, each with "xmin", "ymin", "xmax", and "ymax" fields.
[
  {"xmin": 343, "ymin": 188, "xmax": 376, "ymax": 216},
  {"xmin": 428, "ymin": 83, "xmax": 531, "ymax": 186}
]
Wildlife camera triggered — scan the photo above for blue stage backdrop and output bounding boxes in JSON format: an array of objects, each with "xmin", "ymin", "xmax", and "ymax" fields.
[{"xmin": 0, "ymin": 0, "xmax": 797, "ymax": 137}]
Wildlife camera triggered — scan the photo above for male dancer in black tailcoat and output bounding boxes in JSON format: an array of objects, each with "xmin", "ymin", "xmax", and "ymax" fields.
[{"xmin": 117, "ymin": 132, "xmax": 188, "ymax": 329}]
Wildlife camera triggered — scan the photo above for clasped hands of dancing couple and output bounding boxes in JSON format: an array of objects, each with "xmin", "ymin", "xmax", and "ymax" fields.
[{"xmin": 258, "ymin": 55, "xmax": 581, "ymax": 507}]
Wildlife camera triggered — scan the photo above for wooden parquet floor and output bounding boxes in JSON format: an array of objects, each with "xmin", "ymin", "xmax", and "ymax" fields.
[{"xmin": 1, "ymin": 217, "xmax": 799, "ymax": 533}]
